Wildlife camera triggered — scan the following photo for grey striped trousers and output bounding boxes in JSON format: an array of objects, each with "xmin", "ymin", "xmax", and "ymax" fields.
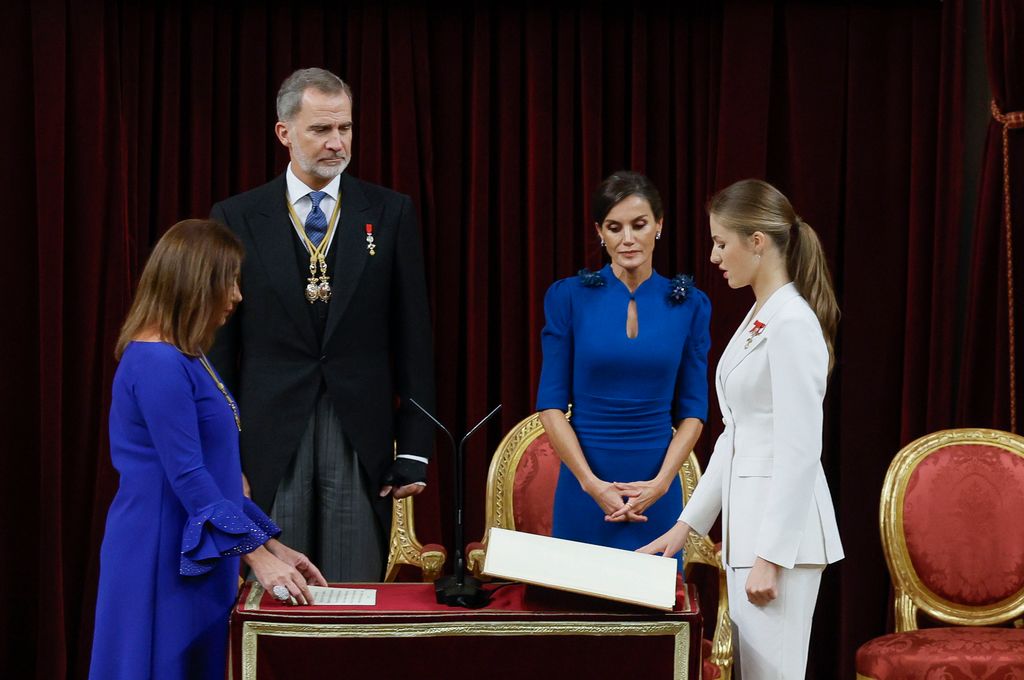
[{"xmin": 269, "ymin": 392, "xmax": 385, "ymax": 582}]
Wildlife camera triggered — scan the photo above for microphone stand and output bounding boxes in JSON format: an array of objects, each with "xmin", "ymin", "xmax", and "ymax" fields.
[{"xmin": 409, "ymin": 399, "xmax": 501, "ymax": 609}]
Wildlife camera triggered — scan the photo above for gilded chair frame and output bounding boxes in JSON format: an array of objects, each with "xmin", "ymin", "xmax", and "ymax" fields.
[
  {"xmin": 467, "ymin": 411, "xmax": 733, "ymax": 680},
  {"xmin": 383, "ymin": 494, "xmax": 446, "ymax": 582},
  {"xmin": 679, "ymin": 448, "xmax": 734, "ymax": 680},
  {"xmin": 880, "ymin": 428, "xmax": 1024, "ymax": 631}
]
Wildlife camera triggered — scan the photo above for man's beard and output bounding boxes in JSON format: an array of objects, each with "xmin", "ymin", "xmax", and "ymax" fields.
[{"xmin": 294, "ymin": 144, "xmax": 350, "ymax": 181}]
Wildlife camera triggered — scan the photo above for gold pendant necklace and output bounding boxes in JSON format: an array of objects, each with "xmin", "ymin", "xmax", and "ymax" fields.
[
  {"xmin": 287, "ymin": 195, "xmax": 342, "ymax": 304},
  {"xmin": 198, "ymin": 354, "xmax": 242, "ymax": 432}
]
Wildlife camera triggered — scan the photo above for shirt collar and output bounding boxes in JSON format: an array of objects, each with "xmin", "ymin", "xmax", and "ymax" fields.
[
  {"xmin": 752, "ymin": 282, "xmax": 800, "ymax": 325},
  {"xmin": 285, "ymin": 163, "xmax": 341, "ymax": 203}
]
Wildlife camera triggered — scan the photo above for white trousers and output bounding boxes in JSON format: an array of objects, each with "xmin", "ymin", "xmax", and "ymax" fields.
[{"xmin": 726, "ymin": 564, "xmax": 824, "ymax": 680}]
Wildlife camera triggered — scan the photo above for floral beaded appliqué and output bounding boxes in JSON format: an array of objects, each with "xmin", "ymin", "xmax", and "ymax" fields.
[
  {"xmin": 578, "ymin": 268, "xmax": 606, "ymax": 287},
  {"xmin": 666, "ymin": 274, "xmax": 695, "ymax": 306}
]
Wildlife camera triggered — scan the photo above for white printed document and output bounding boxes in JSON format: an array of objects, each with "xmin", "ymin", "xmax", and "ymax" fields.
[
  {"xmin": 481, "ymin": 527, "xmax": 677, "ymax": 611},
  {"xmin": 307, "ymin": 586, "xmax": 377, "ymax": 606}
]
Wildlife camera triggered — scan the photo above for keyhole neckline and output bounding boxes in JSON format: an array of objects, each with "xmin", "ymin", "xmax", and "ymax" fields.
[{"xmin": 607, "ymin": 263, "xmax": 655, "ymax": 297}]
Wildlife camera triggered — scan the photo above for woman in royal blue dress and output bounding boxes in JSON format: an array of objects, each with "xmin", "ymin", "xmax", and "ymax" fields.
[
  {"xmin": 89, "ymin": 219, "xmax": 327, "ymax": 680},
  {"xmin": 536, "ymin": 171, "xmax": 711, "ymax": 556}
]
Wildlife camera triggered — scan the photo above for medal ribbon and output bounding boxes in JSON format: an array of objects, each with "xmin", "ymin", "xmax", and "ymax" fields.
[
  {"xmin": 286, "ymin": 194, "xmax": 342, "ymax": 262},
  {"xmin": 286, "ymin": 194, "xmax": 342, "ymax": 302}
]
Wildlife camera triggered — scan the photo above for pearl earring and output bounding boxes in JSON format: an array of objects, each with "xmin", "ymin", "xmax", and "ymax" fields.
[
  {"xmin": 656, "ymin": 231, "xmax": 662, "ymax": 240},
  {"xmin": 600, "ymin": 239, "xmax": 606, "ymax": 247}
]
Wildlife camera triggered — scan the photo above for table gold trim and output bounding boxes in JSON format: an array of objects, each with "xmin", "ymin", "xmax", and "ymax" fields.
[
  {"xmin": 241, "ymin": 618, "xmax": 690, "ymax": 680},
  {"xmin": 245, "ymin": 583, "xmax": 266, "ymax": 611}
]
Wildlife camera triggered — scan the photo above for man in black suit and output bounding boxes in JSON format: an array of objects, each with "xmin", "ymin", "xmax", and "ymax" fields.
[{"xmin": 209, "ymin": 68, "xmax": 435, "ymax": 582}]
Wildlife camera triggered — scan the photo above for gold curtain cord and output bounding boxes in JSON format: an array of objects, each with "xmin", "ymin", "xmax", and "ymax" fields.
[{"xmin": 991, "ymin": 99, "xmax": 1024, "ymax": 432}]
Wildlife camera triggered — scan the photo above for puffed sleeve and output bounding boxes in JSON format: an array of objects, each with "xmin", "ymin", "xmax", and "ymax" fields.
[
  {"xmin": 132, "ymin": 349, "xmax": 276, "ymax": 576},
  {"xmin": 535, "ymin": 279, "xmax": 574, "ymax": 412},
  {"xmin": 673, "ymin": 289, "xmax": 711, "ymax": 422}
]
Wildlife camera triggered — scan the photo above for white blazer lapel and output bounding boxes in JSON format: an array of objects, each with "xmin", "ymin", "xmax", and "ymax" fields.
[
  {"xmin": 720, "ymin": 283, "xmax": 801, "ymax": 385},
  {"xmin": 717, "ymin": 305, "xmax": 756, "ymax": 386}
]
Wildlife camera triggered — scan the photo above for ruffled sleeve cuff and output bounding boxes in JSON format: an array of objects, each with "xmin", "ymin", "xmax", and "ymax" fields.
[
  {"xmin": 179, "ymin": 500, "xmax": 272, "ymax": 576},
  {"xmin": 242, "ymin": 497, "xmax": 282, "ymax": 539}
]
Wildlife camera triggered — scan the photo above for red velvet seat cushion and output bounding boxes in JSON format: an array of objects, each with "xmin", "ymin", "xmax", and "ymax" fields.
[
  {"xmin": 856, "ymin": 628, "xmax": 1024, "ymax": 679},
  {"xmin": 903, "ymin": 444, "xmax": 1024, "ymax": 605}
]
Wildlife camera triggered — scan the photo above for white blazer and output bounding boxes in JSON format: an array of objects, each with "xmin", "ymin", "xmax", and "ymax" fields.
[{"xmin": 679, "ymin": 283, "xmax": 843, "ymax": 569}]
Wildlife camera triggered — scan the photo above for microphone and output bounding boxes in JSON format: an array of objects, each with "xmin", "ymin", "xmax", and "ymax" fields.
[{"xmin": 408, "ymin": 398, "xmax": 501, "ymax": 609}]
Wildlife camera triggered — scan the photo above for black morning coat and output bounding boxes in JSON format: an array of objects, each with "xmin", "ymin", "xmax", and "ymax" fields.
[{"xmin": 208, "ymin": 171, "xmax": 436, "ymax": 530}]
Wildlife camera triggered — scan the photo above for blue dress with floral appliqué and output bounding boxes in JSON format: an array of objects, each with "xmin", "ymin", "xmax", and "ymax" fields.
[
  {"xmin": 90, "ymin": 342, "xmax": 280, "ymax": 680},
  {"xmin": 536, "ymin": 264, "xmax": 710, "ymax": 555}
]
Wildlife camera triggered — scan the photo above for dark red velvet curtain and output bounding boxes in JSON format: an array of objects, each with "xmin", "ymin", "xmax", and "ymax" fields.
[
  {"xmin": 960, "ymin": 0, "xmax": 1024, "ymax": 432},
  {"xmin": 2, "ymin": 2, "xmax": 1001, "ymax": 678}
]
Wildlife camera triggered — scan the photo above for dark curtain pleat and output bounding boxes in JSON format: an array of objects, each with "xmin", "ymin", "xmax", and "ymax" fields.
[
  {"xmin": 960, "ymin": 0, "xmax": 1024, "ymax": 431},
  {"xmin": 0, "ymin": 4, "xmax": 42, "ymax": 680},
  {"xmin": 6, "ymin": 1, "xmax": 1009, "ymax": 678},
  {"xmin": 901, "ymin": 1, "xmax": 966, "ymax": 440},
  {"xmin": 838, "ymin": 4, "xmax": 924, "ymax": 665}
]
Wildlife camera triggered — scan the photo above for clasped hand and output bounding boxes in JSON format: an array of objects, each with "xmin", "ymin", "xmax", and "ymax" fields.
[{"xmin": 586, "ymin": 478, "xmax": 667, "ymax": 522}]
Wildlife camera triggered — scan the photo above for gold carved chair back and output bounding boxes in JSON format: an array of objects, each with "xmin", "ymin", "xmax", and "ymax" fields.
[
  {"xmin": 880, "ymin": 428, "xmax": 1024, "ymax": 630},
  {"xmin": 467, "ymin": 411, "xmax": 733, "ymax": 680}
]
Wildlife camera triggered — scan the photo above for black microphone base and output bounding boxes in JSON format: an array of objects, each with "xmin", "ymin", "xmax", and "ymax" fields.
[{"xmin": 434, "ymin": 574, "xmax": 492, "ymax": 609}]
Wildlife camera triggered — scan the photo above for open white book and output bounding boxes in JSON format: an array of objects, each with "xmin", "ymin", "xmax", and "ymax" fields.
[{"xmin": 481, "ymin": 527, "xmax": 678, "ymax": 611}]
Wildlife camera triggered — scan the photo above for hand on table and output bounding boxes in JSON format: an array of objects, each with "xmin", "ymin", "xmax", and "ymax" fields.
[
  {"xmin": 265, "ymin": 538, "xmax": 327, "ymax": 587},
  {"xmin": 636, "ymin": 520, "xmax": 691, "ymax": 558},
  {"xmin": 244, "ymin": 546, "xmax": 317, "ymax": 605}
]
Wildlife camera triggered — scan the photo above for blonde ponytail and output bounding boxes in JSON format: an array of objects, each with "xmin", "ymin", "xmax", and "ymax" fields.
[
  {"xmin": 708, "ymin": 179, "xmax": 840, "ymax": 372},
  {"xmin": 789, "ymin": 219, "xmax": 839, "ymax": 371}
]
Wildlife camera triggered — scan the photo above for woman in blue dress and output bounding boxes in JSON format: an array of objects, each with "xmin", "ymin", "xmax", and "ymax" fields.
[
  {"xmin": 536, "ymin": 171, "xmax": 710, "ymax": 556},
  {"xmin": 89, "ymin": 219, "xmax": 327, "ymax": 680}
]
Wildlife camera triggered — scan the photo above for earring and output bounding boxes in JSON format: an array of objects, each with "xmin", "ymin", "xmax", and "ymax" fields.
[
  {"xmin": 600, "ymin": 239, "xmax": 606, "ymax": 247},
  {"xmin": 755, "ymin": 253, "xmax": 762, "ymax": 261},
  {"xmin": 656, "ymin": 231, "xmax": 662, "ymax": 240}
]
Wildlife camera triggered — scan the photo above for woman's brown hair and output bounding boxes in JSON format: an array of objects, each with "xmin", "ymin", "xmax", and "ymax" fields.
[
  {"xmin": 115, "ymin": 219, "xmax": 243, "ymax": 359},
  {"xmin": 592, "ymin": 170, "xmax": 664, "ymax": 224},
  {"xmin": 708, "ymin": 179, "xmax": 840, "ymax": 371}
]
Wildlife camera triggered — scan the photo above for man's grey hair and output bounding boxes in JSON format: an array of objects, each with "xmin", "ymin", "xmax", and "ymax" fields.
[{"xmin": 276, "ymin": 68, "xmax": 353, "ymax": 122}]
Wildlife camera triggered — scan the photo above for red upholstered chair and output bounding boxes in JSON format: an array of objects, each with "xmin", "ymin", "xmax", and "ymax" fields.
[
  {"xmin": 466, "ymin": 412, "xmax": 733, "ymax": 680},
  {"xmin": 856, "ymin": 429, "xmax": 1024, "ymax": 679}
]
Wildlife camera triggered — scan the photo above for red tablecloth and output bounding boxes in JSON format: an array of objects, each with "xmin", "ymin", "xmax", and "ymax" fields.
[{"xmin": 229, "ymin": 580, "xmax": 703, "ymax": 679}]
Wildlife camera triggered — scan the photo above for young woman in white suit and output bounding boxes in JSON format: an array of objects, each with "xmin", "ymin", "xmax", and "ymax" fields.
[{"xmin": 640, "ymin": 179, "xmax": 844, "ymax": 679}]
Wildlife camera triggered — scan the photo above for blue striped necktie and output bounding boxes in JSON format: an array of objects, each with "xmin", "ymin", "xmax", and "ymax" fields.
[{"xmin": 305, "ymin": 191, "xmax": 328, "ymax": 247}]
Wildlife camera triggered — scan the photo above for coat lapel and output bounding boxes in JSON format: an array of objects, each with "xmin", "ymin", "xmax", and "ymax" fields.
[
  {"xmin": 719, "ymin": 283, "xmax": 801, "ymax": 385},
  {"xmin": 322, "ymin": 173, "xmax": 375, "ymax": 348},
  {"xmin": 245, "ymin": 176, "xmax": 318, "ymax": 349},
  {"xmin": 718, "ymin": 305, "xmax": 757, "ymax": 387}
]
